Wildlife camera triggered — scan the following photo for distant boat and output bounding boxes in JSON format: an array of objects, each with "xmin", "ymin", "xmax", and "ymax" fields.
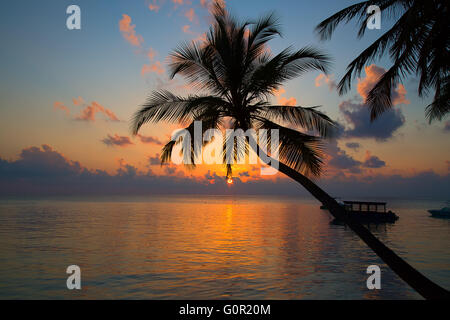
[
  {"xmin": 428, "ymin": 207, "xmax": 450, "ymax": 218},
  {"xmin": 329, "ymin": 200, "xmax": 399, "ymax": 223}
]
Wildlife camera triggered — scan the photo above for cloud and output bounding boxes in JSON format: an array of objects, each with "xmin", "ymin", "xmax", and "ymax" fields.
[
  {"xmin": 184, "ymin": 8, "xmax": 197, "ymax": 23},
  {"xmin": 182, "ymin": 25, "xmax": 194, "ymax": 34},
  {"xmin": 336, "ymin": 64, "xmax": 408, "ymax": 141},
  {"xmin": 315, "ymin": 74, "xmax": 337, "ymax": 91},
  {"xmin": 75, "ymin": 102, "xmax": 119, "ymax": 122},
  {"xmin": 239, "ymin": 171, "xmax": 250, "ymax": 177},
  {"xmin": 102, "ymin": 134, "xmax": 134, "ymax": 147},
  {"xmin": 72, "ymin": 96, "xmax": 85, "ymax": 106},
  {"xmin": 119, "ymin": 14, "xmax": 143, "ymax": 47},
  {"xmin": 345, "ymin": 142, "xmax": 361, "ymax": 150},
  {"xmin": 141, "ymin": 61, "xmax": 165, "ymax": 75},
  {"xmin": 53, "ymin": 101, "xmax": 70, "ymax": 115},
  {"xmin": 193, "ymin": 32, "xmax": 207, "ymax": 44},
  {"xmin": 272, "ymin": 87, "xmax": 297, "ymax": 106},
  {"xmin": 1, "ymin": 145, "xmax": 448, "ymax": 198},
  {"xmin": 147, "ymin": 47, "xmax": 157, "ymax": 61},
  {"xmin": 357, "ymin": 64, "xmax": 410, "ymax": 106},
  {"xmin": 137, "ymin": 134, "xmax": 163, "ymax": 145},
  {"xmin": 148, "ymin": 154, "xmax": 162, "ymax": 165},
  {"xmin": 148, "ymin": 0, "xmax": 164, "ymax": 12},
  {"xmin": 339, "ymin": 100, "xmax": 405, "ymax": 141},
  {"xmin": 362, "ymin": 151, "xmax": 386, "ymax": 168},
  {"xmin": 278, "ymin": 97, "xmax": 297, "ymax": 106},
  {"xmin": 326, "ymin": 140, "xmax": 362, "ymax": 173}
]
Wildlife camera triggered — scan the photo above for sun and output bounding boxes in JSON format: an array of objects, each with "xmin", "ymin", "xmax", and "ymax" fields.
[{"xmin": 227, "ymin": 178, "xmax": 234, "ymax": 185}]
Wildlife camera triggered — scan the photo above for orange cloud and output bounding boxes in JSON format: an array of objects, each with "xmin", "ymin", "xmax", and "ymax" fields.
[
  {"xmin": 392, "ymin": 84, "xmax": 409, "ymax": 105},
  {"xmin": 278, "ymin": 97, "xmax": 297, "ymax": 106},
  {"xmin": 184, "ymin": 8, "xmax": 197, "ymax": 22},
  {"xmin": 357, "ymin": 64, "xmax": 410, "ymax": 106},
  {"xmin": 141, "ymin": 61, "xmax": 165, "ymax": 76},
  {"xmin": 53, "ymin": 101, "xmax": 70, "ymax": 115},
  {"xmin": 193, "ymin": 32, "xmax": 207, "ymax": 44},
  {"xmin": 148, "ymin": 0, "xmax": 164, "ymax": 12},
  {"xmin": 72, "ymin": 96, "xmax": 85, "ymax": 106},
  {"xmin": 119, "ymin": 14, "xmax": 143, "ymax": 47},
  {"xmin": 147, "ymin": 47, "xmax": 157, "ymax": 61},
  {"xmin": 182, "ymin": 25, "xmax": 193, "ymax": 34},
  {"xmin": 272, "ymin": 87, "xmax": 297, "ymax": 106},
  {"xmin": 75, "ymin": 102, "xmax": 119, "ymax": 122},
  {"xmin": 315, "ymin": 73, "xmax": 337, "ymax": 91}
]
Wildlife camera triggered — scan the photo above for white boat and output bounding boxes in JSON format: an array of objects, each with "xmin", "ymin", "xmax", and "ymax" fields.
[{"xmin": 428, "ymin": 207, "xmax": 450, "ymax": 218}]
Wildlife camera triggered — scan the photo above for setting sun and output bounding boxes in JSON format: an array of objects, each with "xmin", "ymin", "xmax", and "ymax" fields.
[{"xmin": 227, "ymin": 178, "xmax": 234, "ymax": 185}]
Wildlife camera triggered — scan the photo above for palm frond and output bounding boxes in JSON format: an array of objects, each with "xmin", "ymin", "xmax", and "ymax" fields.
[
  {"xmin": 131, "ymin": 91, "xmax": 229, "ymax": 135},
  {"xmin": 255, "ymin": 119, "xmax": 325, "ymax": 177},
  {"xmin": 315, "ymin": 1, "xmax": 371, "ymax": 40},
  {"xmin": 253, "ymin": 105, "xmax": 337, "ymax": 138},
  {"xmin": 246, "ymin": 46, "xmax": 331, "ymax": 101}
]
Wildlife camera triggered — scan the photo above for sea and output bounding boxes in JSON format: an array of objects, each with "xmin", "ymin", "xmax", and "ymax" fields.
[{"xmin": 0, "ymin": 195, "xmax": 448, "ymax": 299}]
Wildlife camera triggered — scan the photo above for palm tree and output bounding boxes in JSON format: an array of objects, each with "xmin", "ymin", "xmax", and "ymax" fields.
[
  {"xmin": 316, "ymin": 0, "xmax": 449, "ymax": 122},
  {"xmin": 132, "ymin": 3, "xmax": 449, "ymax": 299}
]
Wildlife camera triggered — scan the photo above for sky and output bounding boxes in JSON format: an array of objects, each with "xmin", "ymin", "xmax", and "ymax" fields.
[{"xmin": 0, "ymin": 0, "xmax": 449, "ymax": 199}]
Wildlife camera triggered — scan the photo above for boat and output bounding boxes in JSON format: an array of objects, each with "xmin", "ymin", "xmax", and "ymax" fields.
[
  {"xmin": 428, "ymin": 207, "xmax": 450, "ymax": 218},
  {"xmin": 320, "ymin": 198, "xmax": 344, "ymax": 210},
  {"xmin": 332, "ymin": 200, "xmax": 399, "ymax": 223}
]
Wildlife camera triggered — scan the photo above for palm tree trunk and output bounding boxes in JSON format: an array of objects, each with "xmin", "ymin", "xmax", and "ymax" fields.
[{"xmin": 257, "ymin": 146, "xmax": 449, "ymax": 300}]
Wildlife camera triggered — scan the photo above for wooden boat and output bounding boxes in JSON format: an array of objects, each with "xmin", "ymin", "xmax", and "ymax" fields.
[{"xmin": 333, "ymin": 200, "xmax": 399, "ymax": 223}]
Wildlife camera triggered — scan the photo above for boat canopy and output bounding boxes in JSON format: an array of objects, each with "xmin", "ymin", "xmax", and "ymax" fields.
[{"xmin": 343, "ymin": 201, "xmax": 387, "ymax": 213}]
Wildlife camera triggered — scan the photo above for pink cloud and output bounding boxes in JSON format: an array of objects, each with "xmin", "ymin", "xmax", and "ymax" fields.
[
  {"xmin": 141, "ymin": 61, "xmax": 165, "ymax": 76},
  {"xmin": 75, "ymin": 102, "xmax": 119, "ymax": 122},
  {"xmin": 148, "ymin": 0, "xmax": 164, "ymax": 12},
  {"xmin": 182, "ymin": 25, "xmax": 193, "ymax": 34},
  {"xmin": 72, "ymin": 96, "xmax": 85, "ymax": 106},
  {"xmin": 193, "ymin": 32, "xmax": 207, "ymax": 43},
  {"xmin": 315, "ymin": 73, "xmax": 337, "ymax": 91},
  {"xmin": 184, "ymin": 8, "xmax": 197, "ymax": 22},
  {"xmin": 357, "ymin": 64, "xmax": 410, "ymax": 106},
  {"xmin": 53, "ymin": 101, "xmax": 70, "ymax": 115},
  {"xmin": 119, "ymin": 14, "xmax": 143, "ymax": 47},
  {"xmin": 147, "ymin": 47, "xmax": 157, "ymax": 61}
]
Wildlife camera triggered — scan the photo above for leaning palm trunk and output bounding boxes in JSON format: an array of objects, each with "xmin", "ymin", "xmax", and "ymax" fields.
[{"xmin": 256, "ymin": 145, "xmax": 450, "ymax": 300}]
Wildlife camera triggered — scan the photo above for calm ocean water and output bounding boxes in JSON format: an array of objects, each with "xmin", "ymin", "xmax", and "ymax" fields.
[{"xmin": 0, "ymin": 195, "xmax": 448, "ymax": 299}]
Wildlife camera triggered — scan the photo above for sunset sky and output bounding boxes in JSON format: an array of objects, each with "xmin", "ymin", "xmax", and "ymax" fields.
[{"xmin": 0, "ymin": 0, "xmax": 449, "ymax": 198}]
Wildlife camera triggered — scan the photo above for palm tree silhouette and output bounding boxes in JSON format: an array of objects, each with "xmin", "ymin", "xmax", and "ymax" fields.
[
  {"xmin": 316, "ymin": 0, "xmax": 449, "ymax": 122},
  {"xmin": 132, "ymin": 3, "xmax": 449, "ymax": 299}
]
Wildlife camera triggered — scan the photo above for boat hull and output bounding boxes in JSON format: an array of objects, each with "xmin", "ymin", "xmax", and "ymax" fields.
[{"xmin": 333, "ymin": 211, "xmax": 399, "ymax": 223}]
